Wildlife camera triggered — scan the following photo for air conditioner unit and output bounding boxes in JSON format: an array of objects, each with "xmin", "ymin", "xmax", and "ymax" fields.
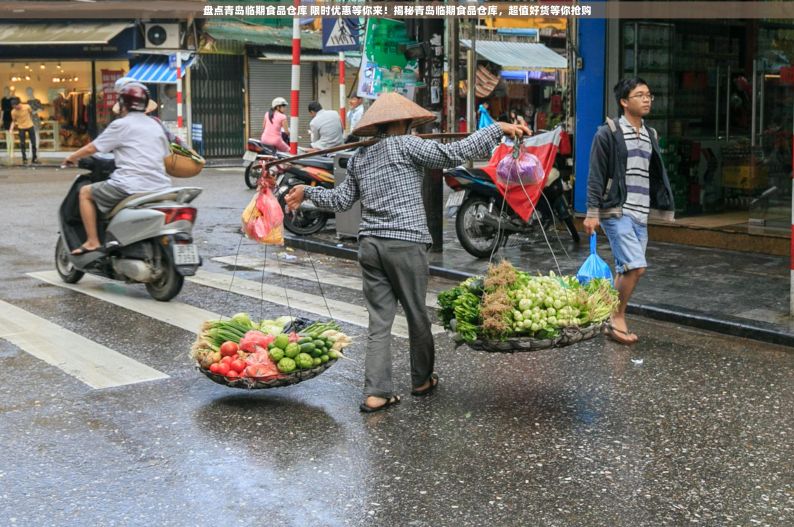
[{"xmin": 144, "ymin": 23, "xmax": 180, "ymax": 49}]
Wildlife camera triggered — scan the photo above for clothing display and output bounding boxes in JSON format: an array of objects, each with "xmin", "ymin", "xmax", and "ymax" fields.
[{"xmin": 1, "ymin": 96, "xmax": 12, "ymax": 130}]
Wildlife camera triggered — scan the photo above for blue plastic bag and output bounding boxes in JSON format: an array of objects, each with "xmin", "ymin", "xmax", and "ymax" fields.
[
  {"xmin": 477, "ymin": 104, "xmax": 495, "ymax": 129},
  {"xmin": 576, "ymin": 234, "xmax": 613, "ymax": 286}
]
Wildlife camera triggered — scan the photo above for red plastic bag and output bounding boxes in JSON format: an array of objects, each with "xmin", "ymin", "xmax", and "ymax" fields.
[{"xmin": 241, "ymin": 187, "xmax": 284, "ymax": 245}]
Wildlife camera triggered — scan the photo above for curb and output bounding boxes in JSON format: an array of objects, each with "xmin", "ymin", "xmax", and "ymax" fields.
[{"xmin": 284, "ymin": 234, "xmax": 794, "ymax": 348}]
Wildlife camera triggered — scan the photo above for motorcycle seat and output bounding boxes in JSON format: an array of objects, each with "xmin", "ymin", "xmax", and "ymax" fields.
[{"xmin": 295, "ymin": 157, "xmax": 334, "ymax": 170}]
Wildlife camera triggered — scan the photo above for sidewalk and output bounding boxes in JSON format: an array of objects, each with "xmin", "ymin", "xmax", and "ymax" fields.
[{"xmin": 284, "ymin": 218, "xmax": 794, "ymax": 348}]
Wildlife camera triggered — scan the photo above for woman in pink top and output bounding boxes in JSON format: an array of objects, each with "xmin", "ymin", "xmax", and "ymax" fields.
[{"xmin": 261, "ymin": 96, "xmax": 290, "ymax": 152}]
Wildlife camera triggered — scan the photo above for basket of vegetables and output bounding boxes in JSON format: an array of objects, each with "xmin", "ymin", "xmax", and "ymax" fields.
[
  {"xmin": 438, "ymin": 261, "xmax": 618, "ymax": 353},
  {"xmin": 191, "ymin": 312, "xmax": 352, "ymax": 389}
]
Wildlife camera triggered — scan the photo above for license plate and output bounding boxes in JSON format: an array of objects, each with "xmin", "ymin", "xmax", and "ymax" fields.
[
  {"xmin": 173, "ymin": 244, "xmax": 200, "ymax": 266},
  {"xmin": 445, "ymin": 190, "xmax": 466, "ymax": 209},
  {"xmin": 243, "ymin": 151, "xmax": 257, "ymax": 162}
]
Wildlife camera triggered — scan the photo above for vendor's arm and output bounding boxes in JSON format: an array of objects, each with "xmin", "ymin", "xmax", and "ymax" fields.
[
  {"xmin": 285, "ymin": 156, "xmax": 360, "ymax": 213},
  {"xmin": 404, "ymin": 123, "xmax": 528, "ymax": 169}
]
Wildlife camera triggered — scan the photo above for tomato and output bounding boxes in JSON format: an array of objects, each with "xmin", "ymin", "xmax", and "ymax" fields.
[
  {"xmin": 209, "ymin": 363, "xmax": 220, "ymax": 374},
  {"xmin": 226, "ymin": 369, "xmax": 240, "ymax": 379},
  {"xmin": 216, "ymin": 362, "xmax": 231, "ymax": 376},
  {"xmin": 220, "ymin": 356, "xmax": 234, "ymax": 365},
  {"xmin": 230, "ymin": 359, "xmax": 247, "ymax": 374},
  {"xmin": 220, "ymin": 341, "xmax": 239, "ymax": 357}
]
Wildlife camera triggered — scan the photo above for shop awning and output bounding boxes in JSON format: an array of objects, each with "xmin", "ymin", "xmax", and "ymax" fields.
[
  {"xmin": 127, "ymin": 55, "xmax": 195, "ymax": 84},
  {"xmin": 460, "ymin": 40, "xmax": 567, "ymax": 70},
  {"xmin": 203, "ymin": 21, "xmax": 323, "ymax": 50},
  {"xmin": 258, "ymin": 52, "xmax": 361, "ymax": 67},
  {"xmin": 0, "ymin": 22, "xmax": 130, "ymax": 45}
]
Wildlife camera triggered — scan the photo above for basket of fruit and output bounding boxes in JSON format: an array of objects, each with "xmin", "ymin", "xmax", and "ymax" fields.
[
  {"xmin": 191, "ymin": 313, "xmax": 352, "ymax": 389},
  {"xmin": 439, "ymin": 261, "xmax": 618, "ymax": 353}
]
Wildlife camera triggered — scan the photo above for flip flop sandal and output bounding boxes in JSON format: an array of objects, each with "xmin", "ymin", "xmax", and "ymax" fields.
[
  {"xmin": 359, "ymin": 395, "xmax": 401, "ymax": 413},
  {"xmin": 411, "ymin": 373, "xmax": 439, "ymax": 397},
  {"xmin": 606, "ymin": 325, "xmax": 639, "ymax": 346},
  {"xmin": 71, "ymin": 246, "xmax": 101, "ymax": 256}
]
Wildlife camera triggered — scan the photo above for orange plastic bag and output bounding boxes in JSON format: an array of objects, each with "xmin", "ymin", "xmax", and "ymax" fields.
[{"xmin": 241, "ymin": 187, "xmax": 284, "ymax": 245}]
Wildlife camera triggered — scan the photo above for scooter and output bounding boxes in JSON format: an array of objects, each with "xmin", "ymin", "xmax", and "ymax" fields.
[
  {"xmin": 269, "ymin": 153, "xmax": 336, "ymax": 236},
  {"xmin": 243, "ymin": 138, "xmax": 277, "ymax": 189},
  {"xmin": 55, "ymin": 154, "xmax": 203, "ymax": 301},
  {"xmin": 444, "ymin": 155, "xmax": 580, "ymax": 259}
]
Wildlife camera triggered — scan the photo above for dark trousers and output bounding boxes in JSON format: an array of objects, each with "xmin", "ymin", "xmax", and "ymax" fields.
[
  {"xmin": 358, "ymin": 236, "xmax": 435, "ymax": 398},
  {"xmin": 18, "ymin": 127, "xmax": 37, "ymax": 161}
]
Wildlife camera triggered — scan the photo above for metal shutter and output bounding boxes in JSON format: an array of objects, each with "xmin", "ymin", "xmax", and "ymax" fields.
[
  {"xmin": 191, "ymin": 54, "xmax": 245, "ymax": 158},
  {"xmin": 248, "ymin": 61, "xmax": 315, "ymax": 147}
]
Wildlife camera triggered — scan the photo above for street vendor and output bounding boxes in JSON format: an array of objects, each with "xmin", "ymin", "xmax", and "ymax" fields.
[{"xmin": 285, "ymin": 92, "xmax": 530, "ymax": 413}]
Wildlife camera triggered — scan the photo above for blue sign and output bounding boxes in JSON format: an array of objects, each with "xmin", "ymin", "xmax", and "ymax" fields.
[{"xmin": 322, "ymin": 18, "xmax": 360, "ymax": 53}]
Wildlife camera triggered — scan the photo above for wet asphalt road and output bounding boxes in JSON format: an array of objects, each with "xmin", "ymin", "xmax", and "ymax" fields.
[{"xmin": 0, "ymin": 166, "xmax": 792, "ymax": 527}]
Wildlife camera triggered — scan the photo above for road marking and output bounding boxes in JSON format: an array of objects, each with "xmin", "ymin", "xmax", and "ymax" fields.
[
  {"xmin": 213, "ymin": 167, "xmax": 246, "ymax": 172},
  {"xmin": 0, "ymin": 299, "xmax": 168, "ymax": 389},
  {"xmin": 213, "ymin": 255, "xmax": 439, "ymax": 307},
  {"xmin": 28, "ymin": 271, "xmax": 217, "ymax": 334},
  {"xmin": 188, "ymin": 270, "xmax": 445, "ymax": 338},
  {"xmin": 27, "ymin": 270, "xmax": 441, "ymax": 339}
]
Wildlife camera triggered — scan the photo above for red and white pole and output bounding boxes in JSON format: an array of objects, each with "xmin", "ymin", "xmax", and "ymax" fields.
[
  {"xmin": 339, "ymin": 51, "xmax": 346, "ymax": 130},
  {"xmin": 176, "ymin": 52, "xmax": 183, "ymax": 133},
  {"xmin": 790, "ymin": 126, "xmax": 793, "ymax": 315},
  {"xmin": 289, "ymin": 0, "xmax": 301, "ymax": 155}
]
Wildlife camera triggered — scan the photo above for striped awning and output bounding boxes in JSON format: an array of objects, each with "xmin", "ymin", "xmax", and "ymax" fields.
[
  {"xmin": 127, "ymin": 55, "xmax": 194, "ymax": 84},
  {"xmin": 460, "ymin": 40, "xmax": 567, "ymax": 71}
]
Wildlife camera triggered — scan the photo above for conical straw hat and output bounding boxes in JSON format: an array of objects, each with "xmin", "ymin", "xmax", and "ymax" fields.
[{"xmin": 352, "ymin": 92, "xmax": 436, "ymax": 136}]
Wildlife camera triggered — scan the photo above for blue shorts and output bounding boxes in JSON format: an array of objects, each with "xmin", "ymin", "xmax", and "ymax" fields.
[{"xmin": 601, "ymin": 215, "xmax": 648, "ymax": 274}]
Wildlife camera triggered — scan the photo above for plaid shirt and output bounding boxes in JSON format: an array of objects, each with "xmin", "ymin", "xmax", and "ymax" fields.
[{"xmin": 304, "ymin": 124, "xmax": 503, "ymax": 243}]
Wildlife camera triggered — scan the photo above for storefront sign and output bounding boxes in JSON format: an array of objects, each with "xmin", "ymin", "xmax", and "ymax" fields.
[{"xmin": 357, "ymin": 19, "xmax": 419, "ymax": 100}]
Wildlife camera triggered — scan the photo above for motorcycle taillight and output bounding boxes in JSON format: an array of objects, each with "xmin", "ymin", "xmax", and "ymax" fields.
[
  {"xmin": 247, "ymin": 142, "xmax": 260, "ymax": 153},
  {"xmin": 444, "ymin": 175, "xmax": 461, "ymax": 190},
  {"xmin": 155, "ymin": 207, "xmax": 197, "ymax": 224}
]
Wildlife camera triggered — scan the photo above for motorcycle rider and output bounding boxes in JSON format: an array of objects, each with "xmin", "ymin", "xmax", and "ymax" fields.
[{"xmin": 63, "ymin": 82, "xmax": 171, "ymax": 255}]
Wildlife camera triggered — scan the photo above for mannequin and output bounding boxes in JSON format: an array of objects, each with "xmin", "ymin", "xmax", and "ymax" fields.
[
  {"xmin": 25, "ymin": 87, "xmax": 42, "ymax": 149},
  {"xmin": 1, "ymin": 87, "xmax": 12, "ymax": 131}
]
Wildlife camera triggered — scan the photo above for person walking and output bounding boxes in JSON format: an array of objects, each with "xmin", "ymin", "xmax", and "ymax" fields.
[
  {"xmin": 9, "ymin": 97, "xmax": 38, "ymax": 165},
  {"xmin": 307, "ymin": 101, "xmax": 343, "ymax": 151},
  {"xmin": 284, "ymin": 93, "xmax": 530, "ymax": 412},
  {"xmin": 583, "ymin": 77, "xmax": 675, "ymax": 345},
  {"xmin": 261, "ymin": 97, "xmax": 290, "ymax": 152}
]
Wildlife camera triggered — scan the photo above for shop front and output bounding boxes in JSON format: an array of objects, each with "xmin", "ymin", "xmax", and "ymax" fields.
[
  {"xmin": 0, "ymin": 22, "xmax": 139, "ymax": 159},
  {"xmin": 612, "ymin": 20, "xmax": 794, "ymax": 239}
]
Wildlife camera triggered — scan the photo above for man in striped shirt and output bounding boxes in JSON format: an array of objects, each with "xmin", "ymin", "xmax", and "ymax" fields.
[{"xmin": 583, "ymin": 77, "xmax": 675, "ymax": 345}]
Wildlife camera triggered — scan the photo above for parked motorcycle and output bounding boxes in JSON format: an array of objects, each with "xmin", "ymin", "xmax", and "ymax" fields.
[
  {"xmin": 444, "ymin": 156, "xmax": 580, "ymax": 259},
  {"xmin": 243, "ymin": 138, "xmax": 277, "ymax": 189},
  {"xmin": 55, "ymin": 155, "xmax": 203, "ymax": 301},
  {"xmin": 271, "ymin": 154, "xmax": 336, "ymax": 235}
]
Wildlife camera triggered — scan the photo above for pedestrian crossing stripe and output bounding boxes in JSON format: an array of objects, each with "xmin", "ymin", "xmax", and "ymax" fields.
[
  {"xmin": 0, "ymin": 298, "xmax": 169, "ymax": 389},
  {"xmin": 212, "ymin": 255, "xmax": 440, "ymax": 308}
]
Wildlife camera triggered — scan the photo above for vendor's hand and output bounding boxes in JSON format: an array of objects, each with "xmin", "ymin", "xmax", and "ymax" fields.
[
  {"xmin": 284, "ymin": 185, "xmax": 306, "ymax": 212},
  {"xmin": 583, "ymin": 217, "xmax": 600, "ymax": 236},
  {"xmin": 62, "ymin": 157, "xmax": 76, "ymax": 168},
  {"xmin": 497, "ymin": 122, "xmax": 532, "ymax": 140}
]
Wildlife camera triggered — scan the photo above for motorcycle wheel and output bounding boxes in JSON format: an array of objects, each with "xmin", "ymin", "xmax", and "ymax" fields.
[
  {"xmin": 455, "ymin": 196, "xmax": 504, "ymax": 259},
  {"xmin": 145, "ymin": 244, "xmax": 184, "ymax": 302},
  {"xmin": 244, "ymin": 162, "xmax": 262, "ymax": 189},
  {"xmin": 278, "ymin": 187, "xmax": 328, "ymax": 235},
  {"xmin": 54, "ymin": 237, "xmax": 84, "ymax": 284}
]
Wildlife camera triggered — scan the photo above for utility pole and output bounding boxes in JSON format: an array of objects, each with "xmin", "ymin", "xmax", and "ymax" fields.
[
  {"xmin": 466, "ymin": 18, "xmax": 477, "ymax": 132},
  {"xmin": 447, "ymin": 17, "xmax": 458, "ymax": 133}
]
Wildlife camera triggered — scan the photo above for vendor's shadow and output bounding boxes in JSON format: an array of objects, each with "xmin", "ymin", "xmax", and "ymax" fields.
[{"xmin": 194, "ymin": 392, "xmax": 345, "ymax": 467}]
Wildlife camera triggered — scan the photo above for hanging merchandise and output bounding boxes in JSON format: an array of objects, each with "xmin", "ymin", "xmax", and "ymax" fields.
[
  {"xmin": 576, "ymin": 234, "xmax": 614, "ymax": 286},
  {"xmin": 192, "ymin": 314, "xmax": 353, "ymax": 389},
  {"xmin": 477, "ymin": 103, "xmax": 495, "ymax": 129},
  {"xmin": 242, "ymin": 185, "xmax": 284, "ymax": 245},
  {"xmin": 438, "ymin": 260, "xmax": 619, "ymax": 352}
]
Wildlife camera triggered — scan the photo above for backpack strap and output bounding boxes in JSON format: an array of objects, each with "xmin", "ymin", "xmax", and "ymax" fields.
[{"xmin": 605, "ymin": 116, "xmax": 617, "ymax": 133}]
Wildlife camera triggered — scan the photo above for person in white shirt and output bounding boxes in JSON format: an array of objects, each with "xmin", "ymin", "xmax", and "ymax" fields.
[
  {"xmin": 307, "ymin": 101, "xmax": 343, "ymax": 151},
  {"xmin": 63, "ymin": 82, "xmax": 171, "ymax": 255},
  {"xmin": 347, "ymin": 95, "xmax": 364, "ymax": 137}
]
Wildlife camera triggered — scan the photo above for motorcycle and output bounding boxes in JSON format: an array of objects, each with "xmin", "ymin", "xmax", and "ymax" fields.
[
  {"xmin": 444, "ymin": 153, "xmax": 580, "ymax": 259},
  {"xmin": 270, "ymin": 153, "xmax": 336, "ymax": 235},
  {"xmin": 55, "ymin": 154, "xmax": 203, "ymax": 301},
  {"xmin": 243, "ymin": 138, "xmax": 277, "ymax": 189}
]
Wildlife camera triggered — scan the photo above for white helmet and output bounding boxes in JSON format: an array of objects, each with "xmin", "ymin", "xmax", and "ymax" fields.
[
  {"xmin": 114, "ymin": 76, "xmax": 133, "ymax": 93},
  {"xmin": 271, "ymin": 97, "xmax": 288, "ymax": 108}
]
